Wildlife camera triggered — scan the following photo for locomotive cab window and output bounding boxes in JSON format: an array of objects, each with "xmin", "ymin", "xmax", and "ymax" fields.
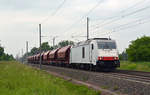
[
  {"xmin": 82, "ymin": 47, "xmax": 85, "ymax": 58},
  {"xmin": 97, "ymin": 42, "xmax": 116, "ymax": 49},
  {"xmin": 91, "ymin": 44, "xmax": 94, "ymax": 50}
]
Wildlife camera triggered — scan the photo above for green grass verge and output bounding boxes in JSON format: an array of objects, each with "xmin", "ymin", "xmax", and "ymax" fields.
[
  {"xmin": 0, "ymin": 61, "xmax": 100, "ymax": 95},
  {"xmin": 119, "ymin": 61, "xmax": 150, "ymax": 72}
]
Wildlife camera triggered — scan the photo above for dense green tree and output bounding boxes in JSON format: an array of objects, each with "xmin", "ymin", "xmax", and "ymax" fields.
[
  {"xmin": 28, "ymin": 42, "xmax": 51, "ymax": 56},
  {"xmin": 30, "ymin": 47, "xmax": 39, "ymax": 55},
  {"xmin": 50, "ymin": 46, "xmax": 55, "ymax": 50},
  {"xmin": 40, "ymin": 42, "xmax": 50, "ymax": 52},
  {"xmin": 0, "ymin": 46, "xmax": 4, "ymax": 56},
  {"xmin": 9, "ymin": 54, "xmax": 14, "ymax": 60},
  {"xmin": 126, "ymin": 36, "xmax": 150, "ymax": 62},
  {"xmin": 0, "ymin": 46, "xmax": 14, "ymax": 61},
  {"xmin": 119, "ymin": 51, "xmax": 128, "ymax": 61},
  {"xmin": 2, "ymin": 54, "xmax": 14, "ymax": 61},
  {"xmin": 58, "ymin": 40, "xmax": 74, "ymax": 48}
]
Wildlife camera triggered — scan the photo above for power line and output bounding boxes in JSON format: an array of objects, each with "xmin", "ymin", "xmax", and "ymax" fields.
[
  {"xmin": 91, "ymin": 5, "xmax": 150, "ymax": 32},
  {"xmin": 91, "ymin": 0, "xmax": 149, "ymax": 30},
  {"xmin": 95, "ymin": 17, "xmax": 150, "ymax": 36},
  {"xmin": 114, "ymin": 18, "xmax": 150, "ymax": 31},
  {"xmin": 91, "ymin": 0, "xmax": 147, "ymax": 27},
  {"xmin": 91, "ymin": 17, "xmax": 150, "ymax": 37},
  {"xmin": 62, "ymin": 0, "xmax": 104, "ymax": 37},
  {"xmin": 106, "ymin": 15, "xmax": 150, "ymax": 32},
  {"xmin": 41, "ymin": 0, "xmax": 66, "ymax": 24},
  {"xmin": 112, "ymin": 18, "xmax": 148, "ymax": 30},
  {"xmin": 92, "ymin": 14, "xmax": 150, "ymax": 32}
]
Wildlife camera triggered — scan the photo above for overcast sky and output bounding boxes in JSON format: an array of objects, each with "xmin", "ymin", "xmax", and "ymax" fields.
[{"xmin": 0, "ymin": 0, "xmax": 150, "ymax": 57}]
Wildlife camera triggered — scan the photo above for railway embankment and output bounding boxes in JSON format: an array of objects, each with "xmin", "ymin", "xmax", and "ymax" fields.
[
  {"xmin": 0, "ymin": 61, "xmax": 100, "ymax": 95},
  {"xmin": 29, "ymin": 64, "xmax": 150, "ymax": 95}
]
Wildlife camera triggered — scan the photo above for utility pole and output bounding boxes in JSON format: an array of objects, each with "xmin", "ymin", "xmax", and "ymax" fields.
[
  {"xmin": 0, "ymin": 40, "xmax": 1, "ymax": 47},
  {"xmin": 26, "ymin": 41, "xmax": 28, "ymax": 64},
  {"xmin": 53, "ymin": 37, "xmax": 55, "ymax": 47},
  {"xmin": 26, "ymin": 41, "xmax": 28, "ymax": 54},
  {"xmin": 52, "ymin": 36, "xmax": 58, "ymax": 48},
  {"xmin": 39, "ymin": 24, "xmax": 42, "ymax": 69},
  {"xmin": 87, "ymin": 17, "xmax": 89, "ymax": 40},
  {"xmin": 22, "ymin": 49, "xmax": 23, "ymax": 63}
]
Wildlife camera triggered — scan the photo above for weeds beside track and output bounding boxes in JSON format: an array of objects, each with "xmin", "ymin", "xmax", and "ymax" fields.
[{"xmin": 0, "ymin": 61, "xmax": 100, "ymax": 95}]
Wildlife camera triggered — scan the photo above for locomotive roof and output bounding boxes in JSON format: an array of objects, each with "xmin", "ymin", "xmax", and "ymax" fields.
[
  {"xmin": 90, "ymin": 38, "xmax": 111, "ymax": 40},
  {"xmin": 73, "ymin": 38, "xmax": 115, "ymax": 47}
]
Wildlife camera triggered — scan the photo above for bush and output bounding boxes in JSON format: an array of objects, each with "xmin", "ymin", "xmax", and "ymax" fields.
[
  {"xmin": 119, "ymin": 61, "xmax": 150, "ymax": 72},
  {"xmin": 126, "ymin": 36, "xmax": 150, "ymax": 62},
  {"xmin": 127, "ymin": 64, "xmax": 137, "ymax": 70}
]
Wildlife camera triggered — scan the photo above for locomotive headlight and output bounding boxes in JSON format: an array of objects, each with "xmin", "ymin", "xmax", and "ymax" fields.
[
  {"xmin": 114, "ymin": 57, "xmax": 119, "ymax": 60},
  {"xmin": 116, "ymin": 57, "xmax": 119, "ymax": 60},
  {"xmin": 98, "ymin": 57, "xmax": 103, "ymax": 60}
]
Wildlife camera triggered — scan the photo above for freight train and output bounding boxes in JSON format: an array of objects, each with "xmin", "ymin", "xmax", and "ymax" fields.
[{"xmin": 27, "ymin": 38, "xmax": 120, "ymax": 71}]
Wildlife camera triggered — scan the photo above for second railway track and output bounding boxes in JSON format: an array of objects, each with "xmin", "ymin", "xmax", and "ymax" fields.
[
  {"xmin": 30, "ymin": 63, "xmax": 150, "ymax": 84},
  {"xmin": 28, "ymin": 63, "xmax": 150, "ymax": 95},
  {"xmin": 114, "ymin": 69, "xmax": 150, "ymax": 78}
]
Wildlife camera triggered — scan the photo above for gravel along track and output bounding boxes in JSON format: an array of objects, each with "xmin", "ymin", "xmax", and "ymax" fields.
[
  {"xmin": 28, "ymin": 64, "xmax": 150, "ymax": 95},
  {"xmin": 102, "ymin": 72, "xmax": 150, "ymax": 84},
  {"xmin": 114, "ymin": 70, "xmax": 150, "ymax": 78}
]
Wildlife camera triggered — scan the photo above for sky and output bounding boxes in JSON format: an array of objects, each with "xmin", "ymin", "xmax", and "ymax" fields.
[{"xmin": 0, "ymin": 0, "xmax": 150, "ymax": 57}]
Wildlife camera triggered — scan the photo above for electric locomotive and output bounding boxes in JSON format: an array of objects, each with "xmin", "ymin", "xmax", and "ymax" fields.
[{"xmin": 70, "ymin": 38, "xmax": 120, "ymax": 70}]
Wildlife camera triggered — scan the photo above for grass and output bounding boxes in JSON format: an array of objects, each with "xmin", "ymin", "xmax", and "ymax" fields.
[
  {"xmin": 119, "ymin": 61, "xmax": 150, "ymax": 72},
  {"xmin": 0, "ymin": 61, "xmax": 100, "ymax": 95}
]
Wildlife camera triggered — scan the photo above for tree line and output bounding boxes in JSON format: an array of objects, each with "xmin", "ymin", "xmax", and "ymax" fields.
[
  {"xmin": 23, "ymin": 36, "xmax": 150, "ymax": 62},
  {"xmin": 119, "ymin": 36, "xmax": 150, "ymax": 62},
  {"xmin": 24, "ymin": 40, "xmax": 74, "ymax": 57},
  {"xmin": 0, "ymin": 46, "xmax": 14, "ymax": 61}
]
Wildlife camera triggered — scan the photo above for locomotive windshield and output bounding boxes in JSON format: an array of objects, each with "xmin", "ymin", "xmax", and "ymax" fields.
[{"xmin": 97, "ymin": 42, "xmax": 116, "ymax": 49}]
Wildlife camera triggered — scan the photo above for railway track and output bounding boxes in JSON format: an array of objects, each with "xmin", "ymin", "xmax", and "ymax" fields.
[
  {"xmin": 114, "ymin": 69, "xmax": 150, "ymax": 78},
  {"xmin": 110, "ymin": 70, "xmax": 150, "ymax": 83},
  {"xmin": 28, "ymin": 63, "xmax": 150, "ymax": 95},
  {"xmin": 100, "ymin": 72, "xmax": 150, "ymax": 84},
  {"xmin": 30, "ymin": 63, "xmax": 150, "ymax": 84}
]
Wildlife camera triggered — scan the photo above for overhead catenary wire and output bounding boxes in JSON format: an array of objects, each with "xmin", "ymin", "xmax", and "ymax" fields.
[
  {"xmin": 93, "ymin": 17, "xmax": 150, "ymax": 37},
  {"xmin": 99, "ymin": 0, "xmax": 146, "ymax": 19},
  {"xmin": 90, "ymin": 10, "xmax": 150, "ymax": 39},
  {"xmin": 37, "ymin": 0, "xmax": 66, "ymax": 59},
  {"xmin": 41, "ymin": 0, "xmax": 66, "ymax": 24},
  {"xmin": 90, "ymin": 16, "xmax": 148, "ymax": 37},
  {"xmin": 62, "ymin": 0, "xmax": 104, "ymax": 38},
  {"xmin": 84, "ymin": 0, "xmax": 150, "ymax": 39},
  {"xmin": 92, "ymin": 13, "xmax": 150, "ymax": 33},
  {"xmin": 112, "ymin": 16, "xmax": 150, "ymax": 30},
  {"xmin": 90, "ymin": 0, "xmax": 147, "ymax": 28},
  {"xmin": 114, "ymin": 18, "xmax": 150, "ymax": 31},
  {"xmin": 91, "ymin": 4, "xmax": 150, "ymax": 31},
  {"xmin": 37, "ymin": 0, "xmax": 150, "ymax": 43}
]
